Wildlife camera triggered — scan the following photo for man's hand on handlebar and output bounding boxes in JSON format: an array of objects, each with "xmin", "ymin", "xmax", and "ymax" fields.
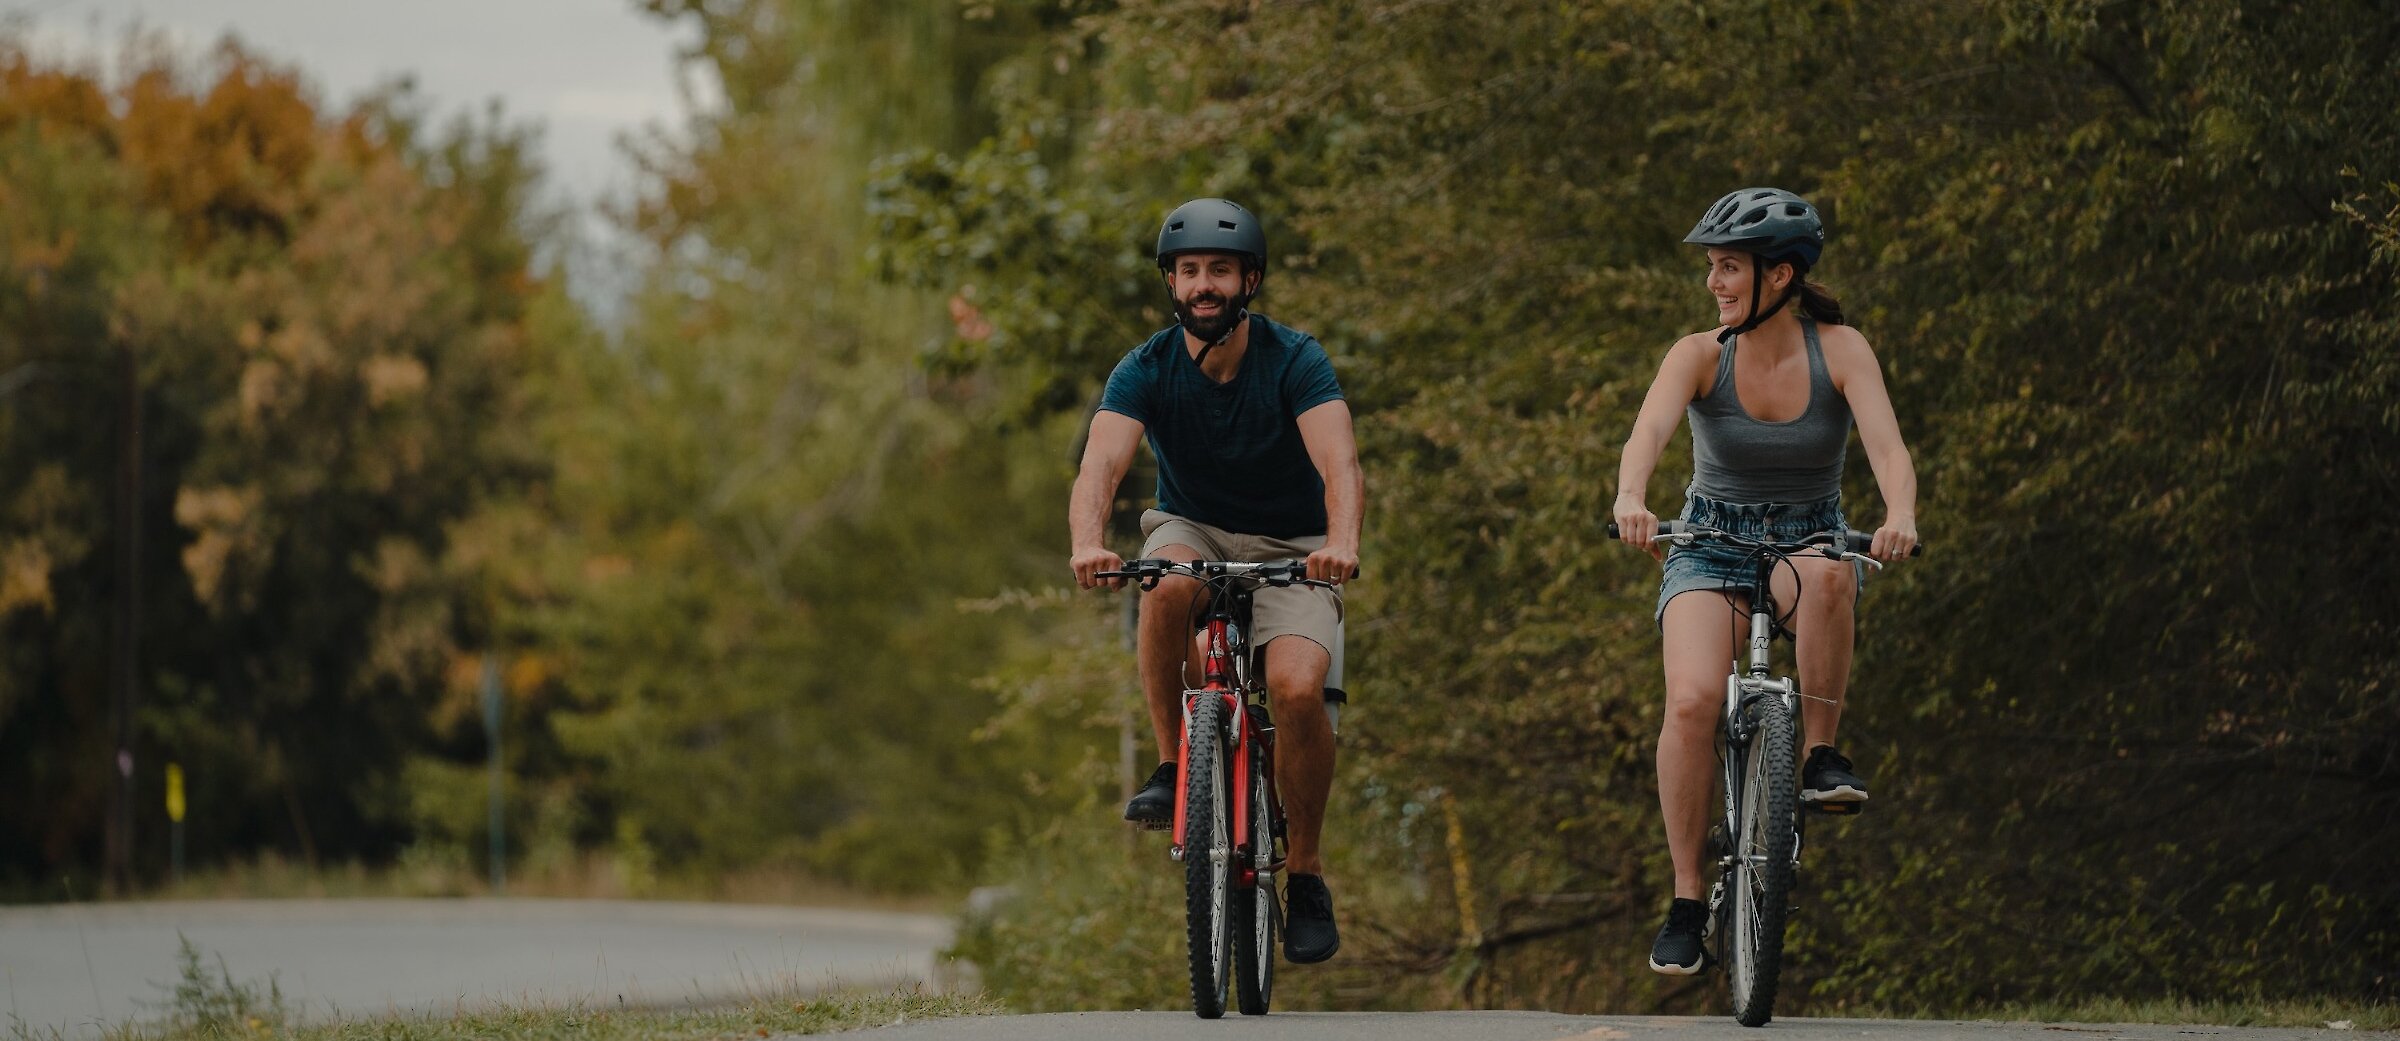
[
  {"xmin": 1306, "ymin": 543, "xmax": 1359, "ymax": 585},
  {"xmin": 1071, "ymin": 545, "xmax": 1126, "ymax": 591}
]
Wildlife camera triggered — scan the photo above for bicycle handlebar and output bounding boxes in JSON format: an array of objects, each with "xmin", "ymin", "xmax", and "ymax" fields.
[
  {"xmin": 1096, "ymin": 558, "xmax": 1355, "ymax": 590},
  {"xmin": 1605, "ymin": 521, "xmax": 1925, "ymax": 559}
]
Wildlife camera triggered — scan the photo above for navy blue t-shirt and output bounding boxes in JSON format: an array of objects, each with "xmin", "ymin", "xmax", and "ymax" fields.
[{"xmin": 1098, "ymin": 314, "xmax": 1345, "ymax": 539}]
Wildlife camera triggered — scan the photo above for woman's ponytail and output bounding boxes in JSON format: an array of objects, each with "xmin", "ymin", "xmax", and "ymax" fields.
[{"xmin": 1795, "ymin": 277, "xmax": 1844, "ymax": 326}]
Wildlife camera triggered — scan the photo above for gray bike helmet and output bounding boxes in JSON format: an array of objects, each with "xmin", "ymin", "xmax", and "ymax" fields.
[
  {"xmin": 1156, "ymin": 198, "xmax": 1267, "ymax": 272},
  {"xmin": 1686, "ymin": 188, "xmax": 1824, "ymax": 336},
  {"xmin": 1685, "ymin": 187, "xmax": 1823, "ymax": 269}
]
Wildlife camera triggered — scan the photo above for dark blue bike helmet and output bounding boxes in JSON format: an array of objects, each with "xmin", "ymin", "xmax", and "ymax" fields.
[
  {"xmin": 1686, "ymin": 188, "xmax": 1824, "ymax": 336},
  {"xmin": 1156, "ymin": 197, "xmax": 1267, "ymax": 272},
  {"xmin": 1155, "ymin": 198, "xmax": 1268, "ymax": 357}
]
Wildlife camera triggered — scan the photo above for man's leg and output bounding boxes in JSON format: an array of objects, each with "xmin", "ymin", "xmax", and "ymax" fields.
[
  {"xmin": 1124, "ymin": 543, "xmax": 1205, "ymax": 824},
  {"xmin": 1263, "ymin": 635, "xmax": 1335, "ymax": 874},
  {"xmin": 1264, "ymin": 634, "xmax": 1340, "ymax": 963}
]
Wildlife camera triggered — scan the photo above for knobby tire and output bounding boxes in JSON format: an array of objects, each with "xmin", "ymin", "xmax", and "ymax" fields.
[
  {"xmin": 1231, "ymin": 733, "xmax": 1277, "ymax": 1015},
  {"xmin": 1183, "ymin": 693, "xmax": 1233, "ymax": 1019},
  {"xmin": 1728, "ymin": 693, "xmax": 1798, "ymax": 1028}
]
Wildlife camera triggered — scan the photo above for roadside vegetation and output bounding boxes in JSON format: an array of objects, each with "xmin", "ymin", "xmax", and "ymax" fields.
[{"xmin": 139, "ymin": 853, "xmax": 936, "ymax": 912}]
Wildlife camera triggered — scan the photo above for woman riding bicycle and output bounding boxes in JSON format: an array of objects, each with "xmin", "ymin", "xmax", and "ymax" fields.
[{"xmin": 1611, "ymin": 188, "xmax": 1919, "ymax": 975}]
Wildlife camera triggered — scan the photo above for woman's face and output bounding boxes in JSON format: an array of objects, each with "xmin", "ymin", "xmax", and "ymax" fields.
[
  {"xmin": 1704, "ymin": 248, "xmax": 1790, "ymax": 325},
  {"xmin": 1704, "ymin": 248, "xmax": 1752, "ymax": 326}
]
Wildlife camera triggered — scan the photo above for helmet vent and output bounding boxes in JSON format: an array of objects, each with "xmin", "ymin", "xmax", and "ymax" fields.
[
  {"xmin": 1168, "ymin": 220, "xmax": 1186, "ymax": 231},
  {"xmin": 1218, "ymin": 220, "xmax": 1240, "ymax": 230}
]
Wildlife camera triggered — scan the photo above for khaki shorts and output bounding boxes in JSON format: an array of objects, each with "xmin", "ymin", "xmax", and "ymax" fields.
[{"xmin": 1139, "ymin": 509, "xmax": 1346, "ymax": 697}]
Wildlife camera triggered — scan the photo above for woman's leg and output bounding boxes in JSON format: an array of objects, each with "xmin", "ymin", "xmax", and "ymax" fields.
[
  {"xmin": 1771, "ymin": 557, "xmax": 1856, "ymax": 751},
  {"xmin": 1659, "ymin": 591, "xmax": 1741, "ymax": 900}
]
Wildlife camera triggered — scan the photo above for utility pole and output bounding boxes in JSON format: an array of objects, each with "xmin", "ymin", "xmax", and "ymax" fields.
[
  {"xmin": 482, "ymin": 654, "xmax": 505, "ymax": 895},
  {"xmin": 104, "ymin": 345, "xmax": 141, "ymax": 895}
]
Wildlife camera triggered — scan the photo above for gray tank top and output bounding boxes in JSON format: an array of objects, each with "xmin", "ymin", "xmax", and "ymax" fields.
[{"xmin": 1687, "ymin": 320, "xmax": 1851, "ymax": 504}]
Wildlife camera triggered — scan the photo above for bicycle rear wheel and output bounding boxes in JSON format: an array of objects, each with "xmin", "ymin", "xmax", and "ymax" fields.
[
  {"xmin": 1183, "ymin": 692, "xmax": 1234, "ymax": 1019},
  {"xmin": 1726, "ymin": 693, "xmax": 1799, "ymax": 1028},
  {"xmin": 1231, "ymin": 733, "xmax": 1277, "ymax": 1015}
]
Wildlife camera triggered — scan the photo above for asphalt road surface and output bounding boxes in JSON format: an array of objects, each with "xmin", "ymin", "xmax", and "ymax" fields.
[
  {"xmin": 835, "ymin": 1011, "xmax": 2384, "ymax": 1041},
  {"xmin": 0, "ymin": 898, "xmax": 950, "ymax": 1036}
]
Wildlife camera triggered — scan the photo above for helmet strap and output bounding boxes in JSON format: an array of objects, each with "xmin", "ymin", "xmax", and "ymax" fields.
[
  {"xmin": 1190, "ymin": 307, "xmax": 1250, "ymax": 366},
  {"xmin": 1727, "ymin": 253, "xmax": 1795, "ymax": 336}
]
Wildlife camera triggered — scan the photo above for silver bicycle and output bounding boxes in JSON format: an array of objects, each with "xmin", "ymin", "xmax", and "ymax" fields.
[{"xmin": 1615, "ymin": 520, "xmax": 1918, "ymax": 1027}]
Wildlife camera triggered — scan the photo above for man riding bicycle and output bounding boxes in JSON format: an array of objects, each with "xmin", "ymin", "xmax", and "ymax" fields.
[{"xmin": 1069, "ymin": 198, "xmax": 1363, "ymax": 965}]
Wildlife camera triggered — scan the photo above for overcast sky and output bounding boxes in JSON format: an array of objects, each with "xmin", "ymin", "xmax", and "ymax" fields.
[{"xmin": 3, "ymin": 0, "xmax": 719, "ymax": 234}]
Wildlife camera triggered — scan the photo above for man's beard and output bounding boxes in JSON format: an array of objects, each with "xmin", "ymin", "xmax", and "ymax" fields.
[{"xmin": 1175, "ymin": 291, "xmax": 1248, "ymax": 343}]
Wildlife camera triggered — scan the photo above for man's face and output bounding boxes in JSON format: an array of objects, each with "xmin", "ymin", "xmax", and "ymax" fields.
[{"xmin": 1167, "ymin": 251, "xmax": 1256, "ymax": 343}]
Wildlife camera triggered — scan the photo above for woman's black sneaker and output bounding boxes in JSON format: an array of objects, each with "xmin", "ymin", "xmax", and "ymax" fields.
[
  {"xmin": 1123, "ymin": 762, "xmax": 1176, "ymax": 826},
  {"xmin": 1648, "ymin": 897, "xmax": 1711, "ymax": 975},
  {"xmin": 1800, "ymin": 745, "xmax": 1869, "ymax": 805},
  {"xmin": 1283, "ymin": 874, "xmax": 1340, "ymax": 963}
]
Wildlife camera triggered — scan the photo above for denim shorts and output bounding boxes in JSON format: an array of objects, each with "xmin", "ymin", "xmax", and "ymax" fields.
[{"xmin": 1653, "ymin": 490, "xmax": 1859, "ymax": 630}]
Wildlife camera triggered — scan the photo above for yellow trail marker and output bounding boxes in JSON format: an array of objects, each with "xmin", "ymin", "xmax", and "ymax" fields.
[{"xmin": 166, "ymin": 762, "xmax": 185, "ymax": 823}]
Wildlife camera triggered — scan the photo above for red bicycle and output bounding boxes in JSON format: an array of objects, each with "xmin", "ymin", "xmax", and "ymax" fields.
[{"xmin": 1098, "ymin": 558, "xmax": 1332, "ymax": 1018}]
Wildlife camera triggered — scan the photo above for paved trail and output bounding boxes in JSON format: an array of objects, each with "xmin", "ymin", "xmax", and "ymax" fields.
[
  {"xmin": 0, "ymin": 899, "xmax": 948, "ymax": 1036},
  {"xmin": 5, "ymin": 902, "xmax": 2380, "ymax": 1041},
  {"xmin": 833, "ymin": 1010, "xmax": 2383, "ymax": 1041}
]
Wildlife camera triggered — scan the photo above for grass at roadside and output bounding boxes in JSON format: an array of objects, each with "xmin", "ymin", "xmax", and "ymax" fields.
[
  {"xmin": 1949, "ymin": 995, "xmax": 2396, "ymax": 1032},
  {"xmin": 4, "ymin": 937, "xmax": 997, "ymax": 1041},
  {"xmin": 59, "ymin": 853, "xmax": 944, "ymax": 914}
]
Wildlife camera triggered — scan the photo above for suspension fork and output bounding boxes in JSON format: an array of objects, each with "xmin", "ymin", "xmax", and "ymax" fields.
[{"xmin": 1172, "ymin": 618, "xmax": 1249, "ymax": 852}]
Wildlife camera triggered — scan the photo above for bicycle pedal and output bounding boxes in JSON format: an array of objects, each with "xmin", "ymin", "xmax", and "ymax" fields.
[
  {"xmin": 1804, "ymin": 800, "xmax": 1864, "ymax": 817},
  {"xmin": 1131, "ymin": 818, "xmax": 1174, "ymax": 832}
]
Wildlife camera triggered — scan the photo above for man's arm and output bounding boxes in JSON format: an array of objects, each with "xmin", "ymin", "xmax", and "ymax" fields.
[
  {"xmin": 1070, "ymin": 409, "xmax": 1147, "ymax": 589},
  {"xmin": 1295, "ymin": 400, "xmax": 1363, "ymax": 584}
]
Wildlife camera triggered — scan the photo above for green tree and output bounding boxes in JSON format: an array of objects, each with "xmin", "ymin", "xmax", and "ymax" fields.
[
  {"xmin": 0, "ymin": 36, "xmax": 559, "ymax": 892},
  {"xmin": 875, "ymin": 0, "xmax": 2400, "ymax": 1013}
]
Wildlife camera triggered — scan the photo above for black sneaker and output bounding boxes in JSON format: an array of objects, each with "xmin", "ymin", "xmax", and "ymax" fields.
[
  {"xmin": 1801, "ymin": 745, "xmax": 1870, "ymax": 805},
  {"xmin": 1648, "ymin": 897, "xmax": 1711, "ymax": 975},
  {"xmin": 1283, "ymin": 873, "xmax": 1340, "ymax": 963},
  {"xmin": 1123, "ymin": 762, "xmax": 1175, "ymax": 826}
]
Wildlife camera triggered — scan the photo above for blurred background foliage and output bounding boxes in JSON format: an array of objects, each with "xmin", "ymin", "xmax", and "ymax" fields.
[{"xmin": 3, "ymin": 0, "xmax": 2395, "ymax": 1020}]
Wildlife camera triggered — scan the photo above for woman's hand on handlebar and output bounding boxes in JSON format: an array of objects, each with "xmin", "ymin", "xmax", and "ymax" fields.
[
  {"xmin": 1071, "ymin": 546, "xmax": 1126, "ymax": 590},
  {"xmin": 1870, "ymin": 519, "xmax": 1918, "ymax": 563},
  {"xmin": 1613, "ymin": 492, "xmax": 1665, "ymax": 561}
]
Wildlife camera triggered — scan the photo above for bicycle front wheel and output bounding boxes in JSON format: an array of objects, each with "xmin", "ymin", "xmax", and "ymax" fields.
[
  {"xmin": 1182, "ymin": 692, "xmax": 1234, "ymax": 1019},
  {"xmin": 1727, "ymin": 693, "xmax": 1799, "ymax": 1028},
  {"xmin": 1231, "ymin": 733, "xmax": 1277, "ymax": 1015}
]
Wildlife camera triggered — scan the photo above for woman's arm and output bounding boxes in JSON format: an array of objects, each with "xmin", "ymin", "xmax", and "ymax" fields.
[
  {"xmin": 1614, "ymin": 334, "xmax": 1714, "ymax": 556},
  {"xmin": 1824, "ymin": 327, "xmax": 1919, "ymax": 561}
]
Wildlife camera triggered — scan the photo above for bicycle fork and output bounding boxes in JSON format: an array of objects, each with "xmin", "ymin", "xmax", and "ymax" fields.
[
  {"xmin": 1170, "ymin": 688, "xmax": 1244, "ymax": 849},
  {"xmin": 1710, "ymin": 609, "xmax": 1808, "ymax": 919}
]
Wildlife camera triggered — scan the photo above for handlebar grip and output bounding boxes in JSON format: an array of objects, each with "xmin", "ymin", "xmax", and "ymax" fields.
[
  {"xmin": 1607, "ymin": 520, "xmax": 1687, "ymax": 539},
  {"xmin": 1843, "ymin": 529, "xmax": 1926, "ymax": 556}
]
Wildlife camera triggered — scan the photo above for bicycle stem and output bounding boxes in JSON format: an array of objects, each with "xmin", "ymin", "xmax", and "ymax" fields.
[{"xmin": 1748, "ymin": 608, "xmax": 1774, "ymax": 678}]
